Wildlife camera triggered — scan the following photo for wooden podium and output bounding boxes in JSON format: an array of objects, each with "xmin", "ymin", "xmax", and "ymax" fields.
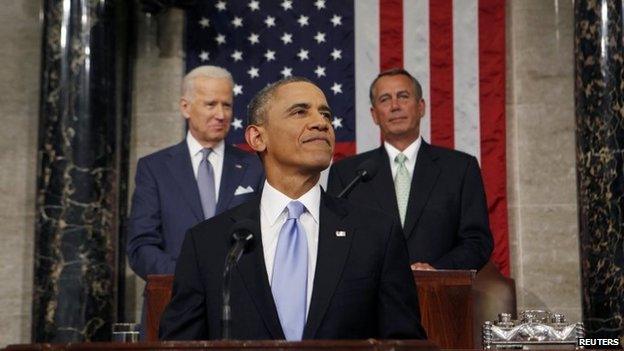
[{"xmin": 143, "ymin": 270, "xmax": 476, "ymax": 348}]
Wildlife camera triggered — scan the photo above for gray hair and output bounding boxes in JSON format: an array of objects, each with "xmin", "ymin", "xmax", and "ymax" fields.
[
  {"xmin": 181, "ymin": 65, "xmax": 234, "ymax": 100},
  {"xmin": 369, "ymin": 68, "xmax": 423, "ymax": 105},
  {"xmin": 247, "ymin": 76, "xmax": 314, "ymax": 126}
]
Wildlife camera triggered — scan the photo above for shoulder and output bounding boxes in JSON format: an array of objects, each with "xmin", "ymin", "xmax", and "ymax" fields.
[
  {"xmin": 138, "ymin": 142, "xmax": 185, "ymax": 165},
  {"xmin": 324, "ymin": 193, "xmax": 397, "ymax": 232},
  {"xmin": 225, "ymin": 145, "xmax": 262, "ymax": 166},
  {"xmin": 425, "ymin": 143, "xmax": 476, "ymax": 165},
  {"xmin": 330, "ymin": 148, "xmax": 379, "ymax": 176}
]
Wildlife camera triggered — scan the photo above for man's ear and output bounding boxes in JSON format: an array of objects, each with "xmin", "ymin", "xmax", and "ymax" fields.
[
  {"xmin": 370, "ymin": 106, "xmax": 380, "ymax": 126},
  {"xmin": 180, "ymin": 97, "xmax": 191, "ymax": 119},
  {"xmin": 245, "ymin": 125, "xmax": 267, "ymax": 152}
]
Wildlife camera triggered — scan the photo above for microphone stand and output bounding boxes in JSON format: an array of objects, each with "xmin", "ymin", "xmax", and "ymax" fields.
[{"xmin": 221, "ymin": 233, "xmax": 252, "ymax": 339}]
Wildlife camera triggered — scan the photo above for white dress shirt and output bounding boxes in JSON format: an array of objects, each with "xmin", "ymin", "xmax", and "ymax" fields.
[
  {"xmin": 384, "ymin": 136, "xmax": 422, "ymax": 180},
  {"xmin": 187, "ymin": 131, "xmax": 224, "ymax": 202},
  {"xmin": 260, "ymin": 180, "xmax": 320, "ymax": 313}
]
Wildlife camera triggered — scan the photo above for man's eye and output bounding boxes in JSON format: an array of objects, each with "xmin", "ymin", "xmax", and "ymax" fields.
[{"xmin": 322, "ymin": 112, "xmax": 332, "ymax": 120}]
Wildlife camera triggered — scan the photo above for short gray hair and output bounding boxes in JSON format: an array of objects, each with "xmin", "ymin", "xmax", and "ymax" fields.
[
  {"xmin": 247, "ymin": 76, "xmax": 314, "ymax": 126},
  {"xmin": 182, "ymin": 65, "xmax": 234, "ymax": 100},
  {"xmin": 369, "ymin": 68, "xmax": 423, "ymax": 105}
]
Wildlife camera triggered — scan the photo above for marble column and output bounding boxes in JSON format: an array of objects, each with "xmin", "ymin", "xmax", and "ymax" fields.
[
  {"xmin": 575, "ymin": 0, "xmax": 624, "ymax": 339},
  {"xmin": 33, "ymin": 0, "xmax": 126, "ymax": 342}
]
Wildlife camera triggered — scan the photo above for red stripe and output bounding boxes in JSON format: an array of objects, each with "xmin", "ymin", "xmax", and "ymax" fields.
[
  {"xmin": 333, "ymin": 142, "xmax": 356, "ymax": 161},
  {"xmin": 429, "ymin": 0, "xmax": 454, "ymax": 148},
  {"xmin": 478, "ymin": 0, "xmax": 509, "ymax": 276},
  {"xmin": 379, "ymin": 0, "xmax": 403, "ymax": 70}
]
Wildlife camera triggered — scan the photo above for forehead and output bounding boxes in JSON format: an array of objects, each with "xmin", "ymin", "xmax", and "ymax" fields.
[
  {"xmin": 273, "ymin": 81, "xmax": 327, "ymax": 105},
  {"xmin": 192, "ymin": 76, "xmax": 233, "ymax": 95},
  {"xmin": 373, "ymin": 74, "xmax": 414, "ymax": 95}
]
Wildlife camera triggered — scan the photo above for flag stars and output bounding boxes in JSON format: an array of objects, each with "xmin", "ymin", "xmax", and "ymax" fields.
[
  {"xmin": 248, "ymin": 33, "xmax": 260, "ymax": 45},
  {"xmin": 314, "ymin": 0, "xmax": 326, "ymax": 10},
  {"xmin": 231, "ymin": 118, "xmax": 244, "ymax": 130},
  {"xmin": 297, "ymin": 49, "xmax": 310, "ymax": 61},
  {"xmin": 330, "ymin": 48, "xmax": 342, "ymax": 60},
  {"xmin": 332, "ymin": 117, "xmax": 343, "ymax": 129},
  {"xmin": 281, "ymin": 0, "xmax": 293, "ymax": 11},
  {"xmin": 215, "ymin": 34, "xmax": 226, "ymax": 45},
  {"xmin": 280, "ymin": 32, "xmax": 293, "ymax": 44},
  {"xmin": 231, "ymin": 17, "xmax": 243, "ymax": 28},
  {"xmin": 297, "ymin": 15, "xmax": 309, "ymax": 27},
  {"xmin": 314, "ymin": 32, "xmax": 326, "ymax": 44},
  {"xmin": 247, "ymin": 66, "xmax": 260, "ymax": 78},
  {"xmin": 265, "ymin": 16, "xmax": 276, "ymax": 28},
  {"xmin": 314, "ymin": 65, "xmax": 326, "ymax": 78},
  {"xmin": 199, "ymin": 17, "xmax": 210, "ymax": 28},
  {"xmin": 281, "ymin": 66, "xmax": 293, "ymax": 78},
  {"xmin": 331, "ymin": 14, "xmax": 342, "ymax": 27},
  {"xmin": 215, "ymin": 1, "xmax": 226, "ymax": 11},
  {"xmin": 231, "ymin": 50, "xmax": 243, "ymax": 61},
  {"xmin": 248, "ymin": 0, "xmax": 260, "ymax": 11},
  {"xmin": 233, "ymin": 84, "xmax": 243, "ymax": 96},
  {"xmin": 264, "ymin": 49, "xmax": 276, "ymax": 61},
  {"xmin": 199, "ymin": 51, "xmax": 209, "ymax": 61},
  {"xmin": 330, "ymin": 82, "xmax": 342, "ymax": 95}
]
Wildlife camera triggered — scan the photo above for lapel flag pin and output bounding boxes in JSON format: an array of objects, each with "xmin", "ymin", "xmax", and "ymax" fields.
[
  {"xmin": 335, "ymin": 230, "xmax": 346, "ymax": 237},
  {"xmin": 235, "ymin": 164, "xmax": 242, "ymax": 169}
]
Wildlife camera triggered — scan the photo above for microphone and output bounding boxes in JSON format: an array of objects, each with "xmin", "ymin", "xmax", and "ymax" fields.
[
  {"xmin": 221, "ymin": 219, "xmax": 256, "ymax": 340},
  {"xmin": 337, "ymin": 158, "xmax": 379, "ymax": 198}
]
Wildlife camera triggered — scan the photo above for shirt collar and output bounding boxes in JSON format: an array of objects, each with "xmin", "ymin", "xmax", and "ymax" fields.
[
  {"xmin": 186, "ymin": 131, "xmax": 225, "ymax": 157},
  {"xmin": 384, "ymin": 136, "xmax": 422, "ymax": 163},
  {"xmin": 261, "ymin": 180, "xmax": 321, "ymax": 227}
]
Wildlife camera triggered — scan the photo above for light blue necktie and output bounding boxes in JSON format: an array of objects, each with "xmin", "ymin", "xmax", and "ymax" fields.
[
  {"xmin": 197, "ymin": 148, "xmax": 216, "ymax": 219},
  {"xmin": 271, "ymin": 201, "xmax": 308, "ymax": 341}
]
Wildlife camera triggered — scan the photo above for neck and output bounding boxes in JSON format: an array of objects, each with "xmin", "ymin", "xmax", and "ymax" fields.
[
  {"xmin": 384, "ymin": 134, "xmax": 419, "ymax": 152},
  {"xmin": 265, "ymin": 168, "xmax": 320, "ymax": 199},
  {"xmin": 190, "ymin": 130, "xmax": 219, "ymax": 149}
]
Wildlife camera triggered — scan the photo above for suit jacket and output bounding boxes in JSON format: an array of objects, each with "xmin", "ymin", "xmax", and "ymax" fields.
[
  {"xmin": 159, "ymin": 192, "xmax": 426, "ymax": 340},
  {"xmin": 127, "ymin": 141, "xmax": 264, "ymax": 279},
  {"xmin": 327, "ymin": 141, "xmax": 493, "ymax": 270}
]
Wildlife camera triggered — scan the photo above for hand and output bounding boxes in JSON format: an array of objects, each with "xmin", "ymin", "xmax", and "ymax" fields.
[{"xmin": 411, "ymin": 262, "xmax": 435, "ymax": 271}]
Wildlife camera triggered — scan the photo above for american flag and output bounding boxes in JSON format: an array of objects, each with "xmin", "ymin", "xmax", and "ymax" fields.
[{"xmin": 185, "ymin": 0, "xmax": 509, "ymax": 275}]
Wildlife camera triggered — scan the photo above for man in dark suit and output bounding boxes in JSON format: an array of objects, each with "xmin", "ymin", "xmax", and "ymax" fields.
[
  {"xmin": 159, "ymin": 77, "xmax": 426, "ymax": 340},
  {"xmin": 327, "ymin": 68, "xmax": 493, "ymax": 271},
  {"xmin": 127, "ymin": 65, "xmax": 264, "ymax": 279}
]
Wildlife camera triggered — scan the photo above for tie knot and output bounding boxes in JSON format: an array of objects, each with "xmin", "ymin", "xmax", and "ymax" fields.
[
  {"xmin": 201, "ymin": 148, "xmax": 213, "ymax": 160},
  {"xmin": 286, "ymin": 201, "xmax": 305, "ymax": 220},
  {"xmin": 395, "ymin": 153, "xmax": 407, "ymax": 165}
]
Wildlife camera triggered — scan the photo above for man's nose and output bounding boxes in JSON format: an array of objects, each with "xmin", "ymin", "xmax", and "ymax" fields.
[
  {"xmin": 214, "ymin": 104, "xmax": 225, "ymax": 120},
  {"xmin": 310, "ymin": 112, "xmax": 330, "ymax": 131},
  {"xmin": 390, "ymin": 97, "xmax": 401, "ymax": 111}
]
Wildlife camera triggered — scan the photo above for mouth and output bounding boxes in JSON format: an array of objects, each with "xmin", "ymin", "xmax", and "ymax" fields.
[
  {"xmin": 302, "ymin": 136, "xmax": 331, "ymax": 146},
  {"xmin": 388, "ymin": 116, "xmax": 407, "ymax": 123}
]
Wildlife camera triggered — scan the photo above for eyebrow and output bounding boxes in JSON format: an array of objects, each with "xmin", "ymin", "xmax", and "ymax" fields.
[
  {"xmin": 377, "ymin": 89, "xmax": 411, "ymax": 100},
  {"xmin": 285, "ymin": 103, "xmax": 333, "ymax": 115}
]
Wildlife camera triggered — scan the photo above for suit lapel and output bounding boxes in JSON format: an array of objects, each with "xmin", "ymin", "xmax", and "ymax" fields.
[
  {"xmin": 303, "ymin": 193, "xmax": 352, "ymax": 339},
  {"xmin": 231, "ymin": 201, "xmax": 285, "ymax": 339},
  {"xmin": 216, "ymin": 145, "xmax": 248, "ymax": 214},
  {"xmin": 166, "ymin": 142, "xmax": 204, "ymax": 221},
  {"xmin": 403, "ymin": 141, "xmax": 440, "ymax": 238},
  {"xmin": 367, "ymin": 147, "xmax": 401, "ymax": 223}
]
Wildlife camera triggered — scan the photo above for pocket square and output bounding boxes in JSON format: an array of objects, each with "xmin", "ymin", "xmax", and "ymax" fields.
[{"xmin": 234, "ymin": 185, "xmax": 255, "ymax": 196}]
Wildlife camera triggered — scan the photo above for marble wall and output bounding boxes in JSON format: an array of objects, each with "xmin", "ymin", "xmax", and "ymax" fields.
[
  {"xmin": 506, "ymin": 0, "xmax": 582, "ymax": 321},
  {"xmin": 0, "ymin": 0, "xmax": 41, "ymax": 346}
]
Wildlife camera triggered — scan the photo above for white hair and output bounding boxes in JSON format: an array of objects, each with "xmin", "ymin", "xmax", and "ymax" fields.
[{"xmin": 181, "ymin": 65, "xmax": 234, "ymax": 100}]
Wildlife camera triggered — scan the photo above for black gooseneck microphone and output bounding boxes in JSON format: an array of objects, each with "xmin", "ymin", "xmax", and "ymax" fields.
[
  {"xmin": 337, "ymin": 158, "xmax": 379, "ymax": 198},
  {"xmin": 221, "ymin": 219, "xmax": 256, "ymax": 340}
]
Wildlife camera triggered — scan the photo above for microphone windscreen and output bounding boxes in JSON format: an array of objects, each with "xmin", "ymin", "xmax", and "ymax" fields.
[
  {"xmin": 229, "ymin": 219, "xmax": 256, "ymax": 241},
  {"xmin": 356, "ymin": 159, "xmax": 379, "ymax": 182}
]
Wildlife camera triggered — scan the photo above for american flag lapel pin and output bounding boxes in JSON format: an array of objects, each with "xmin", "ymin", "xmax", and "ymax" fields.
[
  {"xmin": 235, "ymin": 164, "xmax": 242, "ymax": 169},
  {"xmin": 335, "ymin": 230, "xmax": 346, "ymax": 237}
]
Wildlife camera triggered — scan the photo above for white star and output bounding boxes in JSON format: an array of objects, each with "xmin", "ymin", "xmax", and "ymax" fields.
[
  {"xmin": 281, "ymin": 0, "xmax": 293, "ymax": 10},
  {"xmin": 314, "ymin": 65, "xmax": 326, "ymax": 78},
  {"xmin": 297, "ymin": 49, "xmax": 310, "ymax": 61},
  {"xmin": 248, "ymin": 33, "xmax": 260, "ymax": 45},
  {"xmin": 297, "ymin": 15, "xmax": 309, "ymax": 27},
  {"xmin": 314, "ymin": 0, "xmax": 326, "ymax": 10},
  {"xmin": 247, "ymin": 66, "xmax": 260, "ymax": 78},
  {"xmin": 331, "ymin": 14, "xmax": 342, "ymax": 27},
  {"xmin": 265, "ymin": 16, "xmax": 276, "ymax": 27},
  {"xmin": 215, "ymin": 34, "xmax": 226, "ymax": 45},
  {"xmin": 330, "ymin": 82, "xmax": 342, "ymax": 95},
  {"xmin": 264, "ymin": 50, "xmax": 276, "ymax": 61},
  {"xmin": 280, "ymin": 66, "xmax": 293, "ymax": 78},
  {"xmin": 332, "ymin": 117, "xmax": 343, "ymax": 129},
  {"xmin": 231, "ymin": 50, "xmax": 243, "ymax": 61},
  {"xmin": 231, "ymin": 17, "xmax": 243, "ymax": 28},
  {"xmin": 314, "ymin": 31, "xmax": 326, "ymax": 44},
  {"xmin": 199, "ymin": 51, "xmax": 209, "ymax": 61},
  {"xmin": 199, "ymin": 17, "xmax": 210, "ymax": 28},
  {"xmin": 233, "ymin": 84, "xmax": 243, "ymax": 96},
  {"xmin": 215, "ymin": 1, "xmax": 226, "ymax": 11},
  {"xmin": 248, "ymin": 0, "xmax": 260, "ymax": 11},
  {"xmin": 231, "ymin": 118, "xmax": 244, "ymax": 130},
  {"xmin": 280, "ymin": 32, "xmax": 293, "ymax": 44},
  {"xmin": 330, "ymin": 48, "xmax": 342, "ymax": 60}
]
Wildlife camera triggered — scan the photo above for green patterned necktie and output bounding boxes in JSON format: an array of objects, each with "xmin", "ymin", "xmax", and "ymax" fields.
[{"xmin": 394, "ymin": 153, "xmax": 411, "ymax": 226}]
